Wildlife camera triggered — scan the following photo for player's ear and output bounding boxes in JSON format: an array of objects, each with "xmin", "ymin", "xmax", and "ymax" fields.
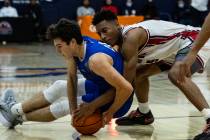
[
  {"xmin": 114, "ymin": 20, "xmax": 120, "ymax": 26},
  {"xmin": 70, "ymin": 38, "xmax": 77, "ymax": 47},
  {"xmin": 115, "ymin": 21, "xmax": 121, "ymax": 30}
]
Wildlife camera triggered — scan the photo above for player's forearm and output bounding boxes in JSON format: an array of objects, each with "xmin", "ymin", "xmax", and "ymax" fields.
[
  {"xmin": 66, "ymin": 59, "xmax": 78, "ymax": 112},
  {"xmin": 107, "ymin": 85, "xmax": 133, "ymax": 114},
  {"xmin": 67, "ymin": 75, "xmax": 78, "ymax": 111},
  {"xmin": 123, "ymin": 60, "xmax": 137, "ymax": 84},
  {"xmin": 192, "ymin": 13, "xmax": 210, "ymax": 53},
  {"xmin": 90, "ymin": 88, "xmax": 115, "ymax": 110}
]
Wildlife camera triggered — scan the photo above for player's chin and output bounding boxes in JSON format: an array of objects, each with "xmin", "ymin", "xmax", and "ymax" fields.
[
  {"xmin": 111, "ymin": 38, "xmax": 119, "ymax": 46},
  {"xmin": 107, "ymin": 40, "xmax": 115, "ymax": 46},
  {"xmin": 64, "ymin": 55, "xmax": 72, "ymax": 60}
]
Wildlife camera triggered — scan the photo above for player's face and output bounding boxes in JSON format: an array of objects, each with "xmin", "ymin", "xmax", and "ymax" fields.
[
  {"xmin": 53, "ymin": 38, "xmax": 73, "ymax": 59},
  {"xmin": 95, "ymin": 20, "xmax": 121, "ymax": 46}
]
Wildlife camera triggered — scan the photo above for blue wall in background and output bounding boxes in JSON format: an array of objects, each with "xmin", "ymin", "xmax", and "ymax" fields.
[
  {"xmin": 39, "ymin": 0, "xmax": 151, "ymax": 27},
  {"xmin": 40, "ymin": 0, "xmax": 80, "ymax": 27},
  {"xmin": 37, "ymin": 0, "xmax": 178, "ymax": 27}
]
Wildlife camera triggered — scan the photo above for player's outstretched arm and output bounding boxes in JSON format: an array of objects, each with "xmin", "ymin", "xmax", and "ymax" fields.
[
  {"xmin": 192, "ymin": 13, "xmax": 210, "ymax": 54},
  {"xmin": 174, "ymin": 13, "xmax": 210, "ymax": 83}
]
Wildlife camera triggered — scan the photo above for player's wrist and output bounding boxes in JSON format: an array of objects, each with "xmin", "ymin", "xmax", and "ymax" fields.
[
  {"xmin": 88, "ymin": 102, "xmax": 97, "ymax": 111},
  {"xmin": 185, "ymin": 49, "xmax": 197, "ymax": 62},
  {"xmin": 106, "ymin": 107, "xmax": 117, "ymax": 115},
  {"xmin": 191, "ymin": 46, "xmax": 200, "ymax": 54}
]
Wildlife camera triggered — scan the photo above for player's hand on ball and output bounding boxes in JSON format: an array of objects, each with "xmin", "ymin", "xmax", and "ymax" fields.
[
  {"xmin": 102, "ymin": 111, "xmax": 113, "ymax": 126},
  {"xmin": 74, "ymin": 103, "xmax": 96, "ymax": 125}
]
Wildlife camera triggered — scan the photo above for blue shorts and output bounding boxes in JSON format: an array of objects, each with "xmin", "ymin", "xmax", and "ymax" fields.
[{"xmin": 81, "ymin": 80, "xmax": 133, "ymax": 118}]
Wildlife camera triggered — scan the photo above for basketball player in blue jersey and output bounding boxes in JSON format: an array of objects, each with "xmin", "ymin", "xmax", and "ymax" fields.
[{"xmin": 0, "ymin": 18, "xmax": 133, "ymax": 128}]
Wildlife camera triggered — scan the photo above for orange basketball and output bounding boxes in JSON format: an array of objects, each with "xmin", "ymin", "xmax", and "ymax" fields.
[{"xmin": 73, "ymin": 111, "xmax": 102, "ymax": 135}]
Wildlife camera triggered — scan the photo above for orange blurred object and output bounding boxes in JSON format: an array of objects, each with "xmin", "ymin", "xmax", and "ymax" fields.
[{"xmin": 78, "ymin": 15, "xmax": 144, "ymax": 39}]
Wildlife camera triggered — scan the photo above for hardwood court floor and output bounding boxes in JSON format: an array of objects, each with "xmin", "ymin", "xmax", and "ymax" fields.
[{"xmin": 0, "ymin": 42, "xmax": 209, "ymax": 140}]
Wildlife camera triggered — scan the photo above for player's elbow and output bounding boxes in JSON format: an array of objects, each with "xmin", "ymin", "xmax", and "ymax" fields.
[
  {"xmin": 122, "ymin": 83, "xmax": 133, "ymax": 97},
  {"xmin": 125, "ymin": 63, "xmax": 136, "ymax": 72},
  {"xmin": 127, "ymin": 83, "xmax": 134, "ymax": 95}
]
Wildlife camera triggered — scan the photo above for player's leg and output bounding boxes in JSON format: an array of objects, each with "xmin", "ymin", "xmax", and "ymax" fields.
[
  {"xmin": 13, "ymin": 79, "xmax": 87, "ymax": 123},
  {"xmin": 0, "ymin": 78, "xmax": 86, "ymax": 127},
  {"xmin": 168, "ymin": 47, "xmax": 209, "ymax": 111},
  {"xmin": 24, "ymin": 79, "xmax": 100, "ymax": 122},
  {"xmin": 12, "ymin": 80, "xmax": 68, "ymax": 115},
  {"xmin": 24, "ymin": 99, "xmax": 73, "ymax": 122},
  {"xmin": 135, "ymin": 62, "xmax": 170, "ymax": 111},
  {"xmin": 168, "ymin": 47, "xmax": 210, "ymax": 139},
  {"xmin": 116, "ymin": 63, "xmax": 169, "ymax": 125}
]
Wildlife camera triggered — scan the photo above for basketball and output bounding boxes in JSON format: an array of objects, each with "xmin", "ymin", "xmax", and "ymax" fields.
[{"xmin": 73, "ymin": 111, "xmax": 103, "ymax": 135}]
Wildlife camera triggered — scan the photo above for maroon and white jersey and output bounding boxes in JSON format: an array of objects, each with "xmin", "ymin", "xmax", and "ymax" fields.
[{"xmin": 122, "ymin": 20, "xmax": 210, "ymax": 67}]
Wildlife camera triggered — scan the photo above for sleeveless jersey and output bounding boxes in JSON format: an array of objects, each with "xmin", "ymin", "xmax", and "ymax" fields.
[
  {"xmin": 122, "ymin": 20, "xmax": 210, "ymax": 67},
  {"xmin": 76, "ymin": 36, "xmax": 123, "ymax": 93}
]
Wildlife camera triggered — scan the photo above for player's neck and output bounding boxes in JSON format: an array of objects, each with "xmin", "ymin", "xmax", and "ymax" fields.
[{"xmin": 77, "ymin": 41, "xmax": 86, "ymax": 60}]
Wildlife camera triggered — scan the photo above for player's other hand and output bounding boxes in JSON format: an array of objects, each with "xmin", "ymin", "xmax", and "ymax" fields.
[
  {"xmin": 174, "ymin": 52, "xmax": 197, "ymax": 83},
  {"xmin": 102, "ymin": 111, "xmax": 113, "ymax": 126},
  {"xmin": 73, "ymin": 103, "xmax": 96, "ymax": 125}
]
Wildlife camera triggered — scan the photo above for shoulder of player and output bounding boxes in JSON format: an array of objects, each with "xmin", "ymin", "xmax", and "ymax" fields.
[
  {"xmin": 123, "ymin": 27, "xmax": 147, "ymax": 44},
  {"xmin": 88, "ymin": 53, "xmax": 113, "ymax": 72},
  {"xmin": 89, "ymin": 53, "xmax": 113, "ymax": 65}
]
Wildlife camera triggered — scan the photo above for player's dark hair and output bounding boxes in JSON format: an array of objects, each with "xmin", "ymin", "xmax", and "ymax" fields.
[
  {"xmin": 46, "ymin": 18, "xmax": 83, "ymax": 45},
  {"xmin": 92, "ymin": 10, "xmax": 117, "ymax": 25}
]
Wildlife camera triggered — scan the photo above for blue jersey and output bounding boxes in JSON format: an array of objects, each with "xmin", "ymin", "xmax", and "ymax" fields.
[
  {"xmin": 76, "ymin": 36, "xmax": 123, "ymax": 93},
  {"xmin": 76, "ymin": 36, "xmax": 133, "ymax": 117}
]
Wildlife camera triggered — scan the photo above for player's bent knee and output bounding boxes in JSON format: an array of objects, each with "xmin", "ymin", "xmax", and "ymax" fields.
[
  {"xmin": 50, "ymin": 100, "xmax": 70, "ymax": 119},
  {"xmin": 43, "ymin": 80, "xmax": 67, "ymax": 103},
  {"xmin": 168, "ymin": 70, "xmax": 179, "ymax": 85},
  {"xmin": 52, "ymin": 80, "xmax": 67, "ymax": 91}
]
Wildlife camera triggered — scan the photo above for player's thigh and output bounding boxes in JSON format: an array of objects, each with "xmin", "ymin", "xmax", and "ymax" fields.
[{"xmin": 136, "ymin": 62, "xmax": 169, "ymax": 78}]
